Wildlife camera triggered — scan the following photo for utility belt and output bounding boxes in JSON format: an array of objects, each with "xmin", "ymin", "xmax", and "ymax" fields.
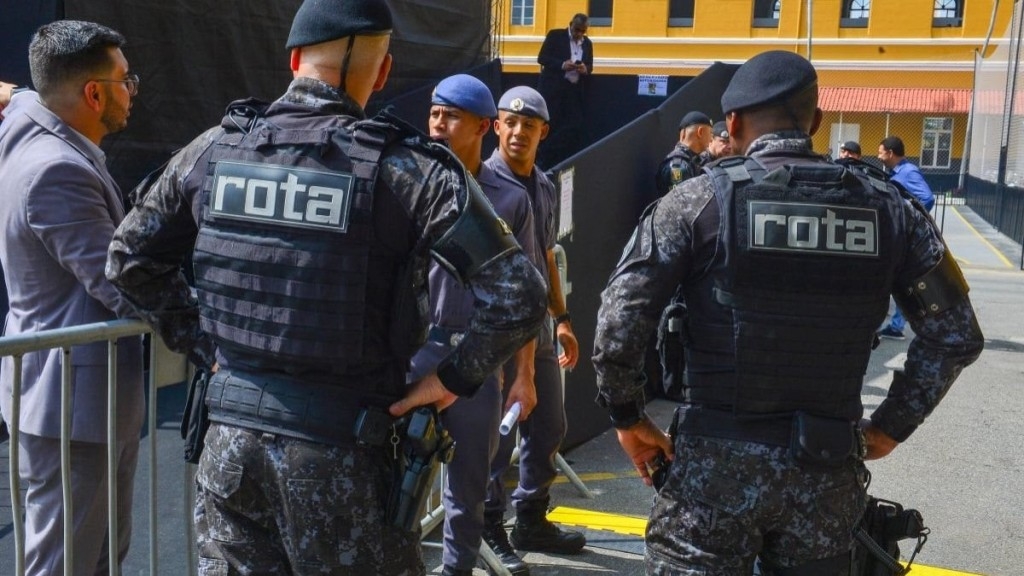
[
  {"xmin": 427, "ymin": 325, "xmax": 466, "ymax": 347},
  {"xmin": 672, "ymin": 405, "xmax": 865, "ymax": 468},
  {"xmin": 203, "ymin": 369, "xmax": 454, "ymax": 532},
  {"xmin": 205, "ymin": 369, "xmax": 400, "ymax": 447}
]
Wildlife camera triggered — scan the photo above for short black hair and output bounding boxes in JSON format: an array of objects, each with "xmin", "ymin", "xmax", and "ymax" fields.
[
  {"xmin": 880, "ymin": 136, "xmax": 905, "ymax": 157},
  {"xmin": 29, "ymin": 20, "xmax": 125, "ymax": 99}
]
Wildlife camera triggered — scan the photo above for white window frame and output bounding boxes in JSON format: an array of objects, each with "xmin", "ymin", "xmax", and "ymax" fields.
[
  {"xmin": 511, "ymin": 0, "xmax": 535, "ymax": 26},
  {"xmin": 921, "ymin": 117, "xmax": 954, "ymax": 169}
]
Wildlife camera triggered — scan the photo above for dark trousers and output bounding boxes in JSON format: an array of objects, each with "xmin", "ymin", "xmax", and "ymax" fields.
[
  {"xmin": 409, "ymin": 340, "xmax": 502, "ymax": 569},
  {"xmin": 486, "ymin": 325, "xmax": 567, "ymax": 517},
  {"xmin": 195, "ymin": 423, "xmax": 424, "ymax": 575}
]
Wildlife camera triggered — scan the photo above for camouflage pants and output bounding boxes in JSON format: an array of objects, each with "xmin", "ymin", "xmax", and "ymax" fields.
[
  {"xmin": 645, "ymin": 434, "xmax": 867, "ymax": 576},
  {"xmin": 194, "ymin": 423, "xmax": 424, "ymax": 575}
]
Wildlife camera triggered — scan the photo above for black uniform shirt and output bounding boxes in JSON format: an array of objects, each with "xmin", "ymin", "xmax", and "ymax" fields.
[{"xmin": 655, "ymin": 143, "xmax": 701, "ymax": 197}]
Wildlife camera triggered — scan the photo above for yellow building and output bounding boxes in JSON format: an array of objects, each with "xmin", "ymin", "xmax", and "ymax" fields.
[{"xmin": 494, "ymin": 0, "xmax": 1015, "ymax": 188}]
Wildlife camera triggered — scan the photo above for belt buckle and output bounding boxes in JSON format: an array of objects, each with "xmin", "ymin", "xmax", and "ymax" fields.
[{"xmin": 449, "ymin": 332, "xmax": 465, "ymax": 347}]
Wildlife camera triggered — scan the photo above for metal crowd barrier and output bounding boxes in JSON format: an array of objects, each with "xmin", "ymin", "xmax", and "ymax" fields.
[
  {"xmin": 0, "ymin": 319, "xmax": 173, "ymax": 576},
  {"xmin": 1, "ymin": 320, "xmax": 519, "ymax": 575}
]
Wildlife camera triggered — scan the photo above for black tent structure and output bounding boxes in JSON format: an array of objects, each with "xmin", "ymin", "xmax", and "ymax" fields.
[{"xmin": 0, "ymin": 0, "xmax": 493, "ymax": 190}]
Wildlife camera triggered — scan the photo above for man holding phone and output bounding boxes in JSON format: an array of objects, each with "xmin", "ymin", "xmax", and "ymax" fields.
[{"xmin": 536, "ymin": 13, "xmax": 593, "ymax": 166}]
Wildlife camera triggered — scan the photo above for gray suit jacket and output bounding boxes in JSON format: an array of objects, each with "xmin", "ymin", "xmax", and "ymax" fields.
[{"xmin": 0, "ymin": 91, "xmax": 143, "ymax": 443}]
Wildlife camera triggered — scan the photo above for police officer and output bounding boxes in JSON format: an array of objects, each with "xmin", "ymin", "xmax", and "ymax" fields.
[
  {"xmin": 106, "ymin": 1, "xmax": 547, "ymax": 574},
  {"xmin": 410, "ymin": 74, "xmax": 539, "ymax": 576},
  {"xmin": 838, "ymin": 140, "xmax": 862, "ymax": 160},
  {"xmin": 698, "ymin": 119, "xmax": 733, "ymax": 166},
  {"xmin": 484, "ymin": 87, "xmax": 586, "ymax": 572},
  {"xmin": 655, "ymin": 110, "xmax": 713, "ymax": 196},
  {"xmin": 592, "ymin": 50, "xmax": 983, "ymax": 575}
]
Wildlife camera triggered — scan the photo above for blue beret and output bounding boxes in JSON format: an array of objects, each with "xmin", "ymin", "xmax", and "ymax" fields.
[
  {"xmin": 712, "ymin": 120, "xmax": 729, "ymax": 139},
  {"xmin": 678, "ymin": 111, "xmax": 712, "ymax": 130},
  {"xmin": 497, "ymin": 86, "xmax": 549, "ymax": 122},
  {"xmin": 431, "ymin": 74, "xmax": 497, "ymax": 118},
  {"xmin": 721, "ymin": 50, "xmax": 818, "ymax": 114},
  {"xmin": 286, "ymin": 0, "xmax": 392, "ymax": 50}
]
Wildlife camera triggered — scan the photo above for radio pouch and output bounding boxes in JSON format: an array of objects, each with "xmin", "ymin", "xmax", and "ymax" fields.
[{"xmin": 788, "ymin": 411, "xmax": 856, "ymax": 468}]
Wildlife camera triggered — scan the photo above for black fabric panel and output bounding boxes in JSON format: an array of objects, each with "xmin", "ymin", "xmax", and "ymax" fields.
[
  {"xmin": 0, "ymin": 0, "xmax": 61, "ymax": 85},
  {"xmin": 64, "ymin": 0, "xmax": 302, "ymax": 194},
  {"xmin": 57, "ymin": 0, "xmax": 489, "ymax": 195},
  {"xmin": 543, "ymin": 63, "xmax": 740, "ymax": 449},
  {"xmin": 375, "ymin": 0, "xmax": 491, "ymax": 106}
]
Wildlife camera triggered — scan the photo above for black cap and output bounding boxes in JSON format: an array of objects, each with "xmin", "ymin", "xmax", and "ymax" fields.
[
  {"xmin": 840, "ymin": 140, "xmax": 861, "ymax": 154},
  {"xmin": 286, "ymin": 0, "xmax": 393, "ymax": 50},
  {"xmin": 712, "ymin": 120, "xmax": 728, "ymax": 139},
  {"xmin": 678, "ymin": 111, "xmax": 712, "ymax": 130},
  {"xmin": 720, "ymin": 50, "xmax": 818, "ymax": 114}
]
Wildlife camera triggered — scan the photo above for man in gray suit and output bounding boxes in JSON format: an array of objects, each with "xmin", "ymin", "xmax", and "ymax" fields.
[{"xmin": 0, "ymin": 21, "xmax": 144, "ymax": 576}]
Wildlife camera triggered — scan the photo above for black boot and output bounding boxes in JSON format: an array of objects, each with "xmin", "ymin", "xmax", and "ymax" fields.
[
  {"xmin": 510, "ymin": 502, "xmax": 586, "ymax": 555},
  {"xmin": 440, "ymin": 566, "xmax": 474, "ymax": 576},
  {"xmin": 482, "ymin": 512, "xmax": 530, "ymax": 575}
]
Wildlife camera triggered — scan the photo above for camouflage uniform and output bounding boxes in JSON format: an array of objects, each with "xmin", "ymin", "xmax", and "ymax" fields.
[
  {"xmin": 593, "ymin": 132, "xmax": 984, "ymax": 575},
  {"xmin": 655, "ymin": 143, "xmax": 701, "ymax": 197},
  {"xmin": 107, "ymin": 78, "xmax": 547, "ymax": 575}
]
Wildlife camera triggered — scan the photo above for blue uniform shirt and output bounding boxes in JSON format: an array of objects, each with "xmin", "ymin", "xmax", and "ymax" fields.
[
  {"xmin": 485, "ymin": 149, "xmax": 557, "ymax": 280},
  {"xmin": 428, "ymin": 162, "xmax": 537, "ymax": 331}
]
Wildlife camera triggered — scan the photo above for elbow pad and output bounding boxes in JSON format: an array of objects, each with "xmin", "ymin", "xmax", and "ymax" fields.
[
  {"xmin": 430, "ymin": 164, "xmax": 518, "ymax": 285},
  {"xmin": 893, "ymin": 246, "xmax": 969, "ymax": 319}
]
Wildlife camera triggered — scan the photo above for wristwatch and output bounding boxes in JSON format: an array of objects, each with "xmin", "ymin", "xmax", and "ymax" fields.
[{"xmin": 554, "ymin": 312, "xmax": 571, "ymax": 326}]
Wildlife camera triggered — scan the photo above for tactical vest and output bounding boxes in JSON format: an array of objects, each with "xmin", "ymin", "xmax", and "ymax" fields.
[
  {"xmin": 667, "ymin": 146, "xmax": 700, "ymax": 185},
  {"xmin": 192, "ymin": 101, "xmax": 415, "ymax": 378},
  {"xmin": 682, "ymin": 156, "xmax": 904, "ymax": 420}
]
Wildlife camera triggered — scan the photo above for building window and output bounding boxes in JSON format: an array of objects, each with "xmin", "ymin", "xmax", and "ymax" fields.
[
  {"xmin": 753, "ymin": 0, "xmax": 781, "ymax": 28},
  {"xmin": 841, "ymin": 0, "xmax": 870, "ymax": 28},
  {"xmin": 669, "ymin": 0, "xmax": 695, "ymax": 27},
  {"xmin": 511, "ymin": 0, "xmax": 534, "ymax": 26},
  {"xmin": 921, "ymin": 117, "xmax": 953, "ymax": 168},
  {"xmin": 933, "ymin": 0, "xmax": 963, "ymax": 27},
  {"xmin": 589, "ymin": 0, "xmax": 613, "ymax": 26}
]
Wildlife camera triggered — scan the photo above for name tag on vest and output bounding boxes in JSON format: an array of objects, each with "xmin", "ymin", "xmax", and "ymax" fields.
[
  {"xmin": 748, "ymin": 201, "xmax": 878, "ymax": 256},
  {"xmin": 210, "ymin": 161, "xmax": 354, "ymax": 233}
]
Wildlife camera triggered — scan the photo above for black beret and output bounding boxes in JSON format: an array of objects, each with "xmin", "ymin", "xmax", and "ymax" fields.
[
  {"xmin": 840, "ymin": 140, "xmax": 861, "ymax": 154},
  {"xmin": 678, "ymin": 111, "xmax": 712, "ymax": 130},
  {"xmin": 286, "ymin": 0, "xmax": 393, "ymax": 50},
  {"xmin": 712, "ymin": 120, "xmax": 729, "ymax": 139},
  {"xmin": 721, "ymin": 50, "xmax": 817, "ymax": 114}
]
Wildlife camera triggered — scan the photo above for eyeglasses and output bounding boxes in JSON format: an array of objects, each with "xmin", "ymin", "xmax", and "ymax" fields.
[{"xmin": 92, "ymin": 73, "xmax": 139, "ymax": 96}]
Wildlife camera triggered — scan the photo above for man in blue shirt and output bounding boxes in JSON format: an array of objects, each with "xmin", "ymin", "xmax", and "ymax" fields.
[{"xmin": 877, "ymin": 136, "xmax": 935, "ymax": 339}]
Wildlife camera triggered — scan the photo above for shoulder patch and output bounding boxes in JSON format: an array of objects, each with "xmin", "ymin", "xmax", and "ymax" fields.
[{"xmin": 210, "ymin": 160, "xmax": 354, "ymax": 233}]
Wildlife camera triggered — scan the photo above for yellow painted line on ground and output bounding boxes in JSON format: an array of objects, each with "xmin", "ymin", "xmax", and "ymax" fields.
[
  {"xmin": 548, "ymin": 506, "xmax": 647, "ymax": 537},
  {"xmin": 905, "ymin": 564, "xmax": 986, "ymax": 576},
  {"xmin": 951, "ymin": 207, "xmax": 1014, "ymax": 268},
  {"xmin": 550, "ymin": 471, "xmax": 639, "ymax": 485},
  {"xmin": 549, "ymin": 506, "xmax": 987, "ymax": 575}
]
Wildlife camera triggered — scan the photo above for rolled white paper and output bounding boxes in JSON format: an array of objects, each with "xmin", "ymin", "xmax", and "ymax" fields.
[{"xmin": 499, "ymin": 402, "xmax": 523, "ymax": 436}]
